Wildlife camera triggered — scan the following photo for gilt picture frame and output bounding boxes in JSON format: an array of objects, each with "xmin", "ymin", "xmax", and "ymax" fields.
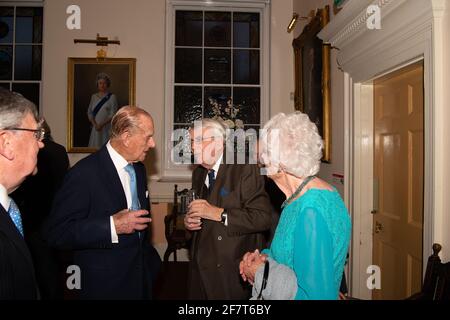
[
  {"xmin": 67, "ymin": 57, "xmax": 136, "ymax": 153},
  {"xmin": 293, "ymin": 6, "xmax": 331, "ymax": 162}
]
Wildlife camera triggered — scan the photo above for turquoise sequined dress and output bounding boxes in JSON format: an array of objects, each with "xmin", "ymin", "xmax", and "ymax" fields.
[{"xmin": 263, "ymin": 188, "xmax": 351, "ymax": 300}]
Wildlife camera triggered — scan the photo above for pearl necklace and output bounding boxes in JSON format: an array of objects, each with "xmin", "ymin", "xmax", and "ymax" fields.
[{"xmin": 281, "ymin": 176, "xmax": 316, "ymax": 209}]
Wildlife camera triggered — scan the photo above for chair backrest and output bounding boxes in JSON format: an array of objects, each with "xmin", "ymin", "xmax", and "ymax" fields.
[{"xmin": 414, "ymin": 243, "xmax": 450, "ymax": 300}]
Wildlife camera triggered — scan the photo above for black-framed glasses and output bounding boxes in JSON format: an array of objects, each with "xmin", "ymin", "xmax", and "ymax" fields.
[{"xmin": 5, "ymin": 127, "xmax": 45, "ymax": 141}]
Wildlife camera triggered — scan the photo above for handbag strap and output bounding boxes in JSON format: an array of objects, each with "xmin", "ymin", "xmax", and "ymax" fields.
[{"xmin": 256, "ymin": 260, "xmax": 270, "ymax": 300}]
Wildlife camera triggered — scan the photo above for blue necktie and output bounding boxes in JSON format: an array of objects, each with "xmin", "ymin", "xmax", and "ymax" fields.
[
  {"xmin": 8, "ymin": 198, "xmax": 24, "ymax": 237},
  {"xmin": 208, "ymin": 169, "xmax": 216, "ymax": 191},
  {"xmin": 124, "ymin": 164, "xmax": 140, "ymax": 211}
]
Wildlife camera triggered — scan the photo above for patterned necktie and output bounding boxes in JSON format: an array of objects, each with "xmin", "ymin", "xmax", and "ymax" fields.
[
  {"xmin": 8, "ymin": 198, "xmax": 24, "ymax": 237},
  {"xmin": 208, "ymin": 169, "xmax": 216, "ymax": 191},
  {"xmin": 124, "ymin": 164, "xmax": 140, "ymax": 211}
]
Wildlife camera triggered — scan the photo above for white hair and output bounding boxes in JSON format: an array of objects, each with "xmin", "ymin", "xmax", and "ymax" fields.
[
  {"xmin": 194, "ymin": 118, "xmax": 227, "ymax": 141},
  {"xmin": 260, "ymin": 112, "xmax": 323, "ymax": 178},
  {"xmin": 0, "ymin": 88, "xmax": 39, "ymax": 129}
]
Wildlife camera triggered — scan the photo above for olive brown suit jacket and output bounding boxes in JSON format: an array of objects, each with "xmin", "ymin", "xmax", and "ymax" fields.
[{"xmin": 187, "ymin": 161, "xmax": 272, "ymax": 300}]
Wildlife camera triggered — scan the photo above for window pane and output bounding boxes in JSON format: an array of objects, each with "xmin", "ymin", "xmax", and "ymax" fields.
[
  {"xmin": 0, "ymin": 7, "xmax": 14, "ymax": 44},
  {"xmin": 0, "ymin": 82, "xmax": 10, "ymax": 90},
  {"xmin": 175, "ymin": 48, "xmax": 202, "ymax": 83},
  {"xmin": 16, "ymin": 7, "xmax": 43, "ymax": 43},
  {"xmin": 174, "ymin": 86, "xmax": 203, "ymax": 123},
  {"xmin": 176, "ymin": 11, "xmax": 202, "ymax": 47},
  {"xmin": 172, "ymin": 124, "xmax": 192, "ymax": 164},
  {"xmin": 204, "ymin": 86, "xmax": 231, "ymax": 121},
  {"xmin": 233, "ymin": 49, "xmax": 259, "ymax": 84},
  {"xmin": 233, "ymin": 87, "xmax": 260, "ymax": 124},
  {"xmin": 205, "ymin": 12, "xmax": 231, "ymax": 47},
  {"xmin": 204, "ymin": 49, "xmax": 231, "ymax": 84},
  {"xmin": 14, "ymin": 45, "xmax": 42, "ymax": 80},
  {"xmin": 12, "ymin": 82, "xmax": 40, "ymax": 110},
  {"xmin": 0, "ymin": 45, "xmax": 12, "ymax": 80},
  {"xmin": 233, "ymin": 13, "xmax": 259, "ymax": 48}
]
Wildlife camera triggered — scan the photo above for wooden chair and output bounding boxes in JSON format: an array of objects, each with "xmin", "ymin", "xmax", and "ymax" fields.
[
  {"xmin": 407, "ymin": 243, "xmax": 450, "ymax": 300},
  {"xmin": 163, "ymin": 185, "xmax": 191, "ymax": 262}
]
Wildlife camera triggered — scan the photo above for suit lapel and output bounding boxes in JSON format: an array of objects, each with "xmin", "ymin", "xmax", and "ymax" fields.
[
  {"xmin": 96, "ymin": 146, "xmax": 127, "ymax": 210},
  {"xmin": 134, "ymin": 164, "xmax": 149, "ymax": 211},
  {"xmin": 0, "ymin": 205, "xmax": 34, "ymax": 268}
]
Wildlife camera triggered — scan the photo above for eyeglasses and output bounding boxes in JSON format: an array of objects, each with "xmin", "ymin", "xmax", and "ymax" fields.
[
  {"xmin": 5, "ymin": 127, "xmax": 45, "ymax": 141},
  {"xmin": 190, "ymin": 136, "xmax": 219, "ymax": 144}
]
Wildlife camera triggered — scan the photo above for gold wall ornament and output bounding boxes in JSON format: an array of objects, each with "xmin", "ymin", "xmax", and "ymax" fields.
[{"xmin": 74, "ymin": 33, "xmax": 120, "ymax": 58}]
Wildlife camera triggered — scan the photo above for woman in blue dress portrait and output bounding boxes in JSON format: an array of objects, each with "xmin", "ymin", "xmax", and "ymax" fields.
[
  {"xmin": 240, "ymin": 111, "xmax": 352, "ymax": 300},
  {"xmin": 87, "ymin": 73, "xmax": 118, "ymax": 148}
]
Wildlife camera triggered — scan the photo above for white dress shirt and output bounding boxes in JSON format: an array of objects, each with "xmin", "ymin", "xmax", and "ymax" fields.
[
  {"xmin": 106, "ymin": 141, "xmax": 134, "ymax": 243},
  {"xmin": 0, "ymin": 183, "xmax": 11, "ymax": 212}
]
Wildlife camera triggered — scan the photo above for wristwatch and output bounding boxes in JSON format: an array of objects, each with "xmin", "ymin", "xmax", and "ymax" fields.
[{"xmin": 220, "ymin": 210, "xmax": 228, "ymax": 224}]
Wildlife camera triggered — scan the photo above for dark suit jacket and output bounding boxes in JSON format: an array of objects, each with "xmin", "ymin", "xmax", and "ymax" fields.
[
  {"xmin": 188, "ymin": 162, "xmax": 272, "ymax": 300},
  {"xmin": 0, "ymin": 205, "xmax": 38, "ymax": 299},
  {"xmin": 44, "ymin": 145, "xmax": 161, "ymax": 300},
  {"xmin": 11, "ymin": 138, "xmax": 70, "ymax": 299}
]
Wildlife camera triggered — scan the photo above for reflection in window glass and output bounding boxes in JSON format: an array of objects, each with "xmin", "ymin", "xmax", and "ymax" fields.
[
  {"xmin": 205, "ymin": 12, "xmax": 231, "ymax": 47},
  {"xmin": 0, "ymin": 45, "xmax": 13, "ymax": 80},
  {"xmin": 233, "ymin": 49, "xmax": 259, "ymax": 84},
  {"xmin": 204, "ymin": 49, "xmax": 231, "ymax": 84},
  {"xmin": 204, "ymin": 87, "xmax": 232, "ymax": 120},
  {"xmin": 175, "ymin": 48, "xmax": 202, "ymax": 83},
  {"xmin": 174, "ymin": 86, "xmax": 203, "ymax": 123},
  {"xmin": 0, "ymin": 7, "xmax": 14, "ymax": 44},
  {"xmin": 14, "ymin": 45, "xmax": 42, "ymax": 80},
  {"xmin": 233, "ymin": 13, "xmax": 259, "ymax": 48},
  {"xmin": 233, "ymin": 87, "xmax": 260, "ymax": 124},
  {"xmin": 176, "ymin": 11, "xmax": 203, "ymax": 47},
  {"xmin": 12, "ymin": 82, "xmax": 40, "ymax": 109},
  {"xmin": 16, "ymin": 7, "xmax": 43, "ymax": 43},
  {"xmin": 173, "ymin": 10, "xmax": 261, "ymax": 138}
]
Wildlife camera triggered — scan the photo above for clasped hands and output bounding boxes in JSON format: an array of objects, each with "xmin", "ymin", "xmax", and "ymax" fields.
[
  {"xmin": 113, "ymin": 209, "xmax": 151, "ymax": 235},
  {"xmin": 184, "ymin": 200, "xmax": 223, "ymax": 231},
  {"xmin": 239, "ymin": 249, "xmax": 268, "ymax": 285}
]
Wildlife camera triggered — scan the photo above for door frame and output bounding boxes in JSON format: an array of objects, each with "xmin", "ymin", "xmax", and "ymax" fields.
[
  {"xmin": 347, "ymin": 58, "xmax": 431, "ymax": 299},
  {"xmin": 318, "ymin": 0, "xmax": 448, "ymax": 299}
]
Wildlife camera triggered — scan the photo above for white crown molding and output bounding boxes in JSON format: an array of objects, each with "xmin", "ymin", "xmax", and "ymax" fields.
[{"xmin": 318, "ymin": 0, "xmax": 447, "ymax": 82}]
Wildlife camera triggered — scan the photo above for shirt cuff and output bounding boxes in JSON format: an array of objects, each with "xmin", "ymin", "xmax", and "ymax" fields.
[{"xmin": 110, "ymin": 216, "xmax": 119, "ymax": 243}]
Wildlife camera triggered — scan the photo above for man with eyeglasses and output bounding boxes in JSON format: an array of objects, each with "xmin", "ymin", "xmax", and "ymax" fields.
[
  {"xmin": 184, "ymin": 118, "xmax": 272, "ymax": 300},
  {"xmin": 44, "ymin": 106, "xmax": 161, "ymax": 300},
  {"xmin": 0, "ymin": 88, "xmax": 44, "ymax": 299}
]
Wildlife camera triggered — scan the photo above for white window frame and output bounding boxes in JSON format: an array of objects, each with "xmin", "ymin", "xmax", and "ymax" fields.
[{"xmin": 162, "ymin": 0, "xmax": 270, "ymax": 181}]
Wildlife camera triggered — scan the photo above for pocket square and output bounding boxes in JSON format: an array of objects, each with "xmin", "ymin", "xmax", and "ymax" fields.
[
  {"xmin": 219, "ymin": 187, "xmax": 230, "ymax": 197},
  {"xmin": 145, "ymin": 191, "xmax": 149, "ymax": 198}
]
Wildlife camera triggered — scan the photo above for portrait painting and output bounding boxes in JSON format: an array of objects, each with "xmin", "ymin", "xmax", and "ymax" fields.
[
  {"xmin": 293, "ymin": 6, "xmax": 331, "ymax": 162},
  {"xmin": 67, "ymin": 57, "xmax": 136, "ymax": 153}
]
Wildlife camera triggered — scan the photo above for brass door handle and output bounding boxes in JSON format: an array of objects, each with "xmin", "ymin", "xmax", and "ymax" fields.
[{"xmin": 375, "ymin": 221, "xmax": 383, "ymax": 234}]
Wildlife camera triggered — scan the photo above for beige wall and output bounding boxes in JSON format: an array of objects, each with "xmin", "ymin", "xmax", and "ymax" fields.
[
  {"xmin": 292, "ymin": 0, "xmax": 345, "ymax": 196},
  {"xmin": 42, "ymin": 0, "xmax": 294, "ymax": 250}
]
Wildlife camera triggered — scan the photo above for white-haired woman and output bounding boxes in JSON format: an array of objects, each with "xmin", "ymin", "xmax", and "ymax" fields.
[
  {"xmin": 87, "ymin": 72, "xmax": 118, "ymax": 148},
  {"xmin": 239, "ymin": 112, "xmax": 351, "ymax": 300}
]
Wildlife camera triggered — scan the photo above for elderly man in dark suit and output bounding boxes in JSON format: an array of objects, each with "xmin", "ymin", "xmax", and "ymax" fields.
[
  {"xmin": 0, "ymin": 88, "xmax": 44, "ymax": 299},
  {"xmin": 11, "ymin": 119, "xmax": 70, "ymax": 300},
  {"xmin": 45, "ymin": 106, "xmax": 161, "ymax": 300},
  {"xmin": 184, "ymin": 118, "xmax": 272, "ymax": 300}
]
